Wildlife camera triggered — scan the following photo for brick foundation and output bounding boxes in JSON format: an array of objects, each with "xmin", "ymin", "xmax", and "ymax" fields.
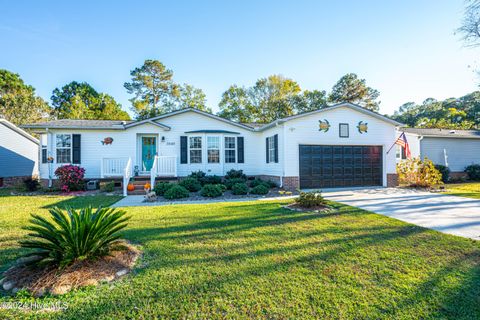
[
  {"xmin": 449, "ymin": 171, "xmax": 468, "ymax": 181},
  {"xmin": 387, "ymin": 174, "xmax": 398, "ymax": 187},
  {"xmin": 256, "ymin": 175, "xmax": 282, "ymax": 187},
  {"xmin": 281, "ymin": 176, "xmax": 300, "ymax": 190},
  {"xmin": 0, "ymin": 176, "xmax": 34, "ymax": 188}
]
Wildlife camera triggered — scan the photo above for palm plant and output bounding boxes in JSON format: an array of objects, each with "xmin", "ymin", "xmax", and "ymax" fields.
[{"xmin": 20, "ymin": 206, "xmax": 130, "ymax": 268}]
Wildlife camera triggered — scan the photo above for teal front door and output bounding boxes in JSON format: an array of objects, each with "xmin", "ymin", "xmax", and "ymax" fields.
[{"xmin": 141, "ymin": 136, "xmax": 157, "ymax": 172}]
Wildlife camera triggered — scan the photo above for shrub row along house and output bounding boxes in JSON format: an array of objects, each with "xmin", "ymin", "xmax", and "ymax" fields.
[{"xmin": 23, "ymin": 102, "xmax": 404, "ymax": 194}]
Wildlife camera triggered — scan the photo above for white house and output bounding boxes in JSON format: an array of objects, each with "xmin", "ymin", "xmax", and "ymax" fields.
[
  {"xmin": 396, "ymin": 128, "xmax": 480, "ymax": 178},
  {"xmin": 0, "ymin": 118, "xmax": 39, "ymax": 187},
  {"xmin": 23, "ymin": 102, "xmax": 403, "ymax": 194}
]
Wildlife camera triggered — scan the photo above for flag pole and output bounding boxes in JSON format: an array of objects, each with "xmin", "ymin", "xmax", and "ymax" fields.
[{"xmin": 386, "ymin": 132, "xmax": 404, "ymax": 154}]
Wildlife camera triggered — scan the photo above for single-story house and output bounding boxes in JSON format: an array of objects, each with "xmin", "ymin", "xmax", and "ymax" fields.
[
  {"xmin": 23, "ymin": 102, "xmax": 404, "ymax": 195},
  {"xmin": 396, "ymin": 128, "xmax": 480, "ymax": 178},
  {"xmin": 0, "ymin": 118, "xmax": 39, "ymax": 187}
]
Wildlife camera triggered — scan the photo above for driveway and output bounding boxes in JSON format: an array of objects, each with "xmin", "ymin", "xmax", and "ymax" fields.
[{"xmin": 322, "ymin": 187, "xmax": 480, "ymax": 240}]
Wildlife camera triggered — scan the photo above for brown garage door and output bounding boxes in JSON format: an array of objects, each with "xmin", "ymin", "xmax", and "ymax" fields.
[{"xmin": 299, "ymin": 145, "xmax": 383, "ymax": 189}]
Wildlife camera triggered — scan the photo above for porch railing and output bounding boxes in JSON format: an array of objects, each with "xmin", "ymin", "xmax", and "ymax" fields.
[
  {"xmin": 101, "ymin": 157, "xmax": 130, "ymax": 178},
  {"xmin": 151, "ymin": 155, "xmax": 177, "ymax": 187},
  {"xmin": 123, "ymin": 157, "xmax": 132, "ymax": 196}
]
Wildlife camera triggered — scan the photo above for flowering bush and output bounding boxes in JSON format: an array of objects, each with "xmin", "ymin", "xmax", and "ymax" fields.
[
  {"xmin": 396, "ymin": 157, "xmax": 443, "ymax": 188},
  {"xmin": 54, "ymin": 165, "xmax": 86, "ymax": 192}
]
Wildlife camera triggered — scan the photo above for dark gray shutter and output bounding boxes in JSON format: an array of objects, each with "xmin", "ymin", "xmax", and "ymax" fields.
[
  {"xmin": 265, "ymin": 137, "xmax": 269, "ymax": 163},
  {"xmin": 72, "ymin": 134, "xmax": 81, "ymax": 164},
  {"xmin": 237, "ymin": 137, "xmax": 244, "ymax": 163},
  {"xmin": 274, "ymin": 134, "xmax": 279, "ymax": 163},
  {"xmin": 41, "ymin": 149, "xmax": 47, "ymax": 163},
  {"xmin": 180, "ymin": 136, "xmax": 188, "ymax": 164}
]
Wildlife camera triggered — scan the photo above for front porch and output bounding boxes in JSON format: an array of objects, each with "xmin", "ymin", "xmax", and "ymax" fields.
[{"xmin": 101, "ymin": 156, "xmax": 177, "ymax": 195}]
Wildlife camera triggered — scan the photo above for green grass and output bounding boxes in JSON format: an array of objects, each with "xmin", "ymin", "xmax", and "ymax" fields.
[
  {"xmin": 0, "ymin": 195, "xmax": 480, "ymax": 319},
  {"xmin": 444, "ymin": 182, "xmax": 480, "ymax": 199}
]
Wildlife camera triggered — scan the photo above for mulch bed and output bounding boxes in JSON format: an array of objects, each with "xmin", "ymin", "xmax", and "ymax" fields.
[
  {"xmin": 148, "ymin": 189, "xmax": 299, "ymax": 203},
  {"xmin": 1, "ymin": 241, "xmax": 141, "ymax": 297},
  {"xmin": 283, "ymin": 203, "xmax": 335, "ymax": 213}
]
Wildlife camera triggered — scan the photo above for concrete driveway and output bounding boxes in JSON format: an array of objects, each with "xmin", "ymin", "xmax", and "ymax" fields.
[{"xmin": 322, "ymin": 187, "xmax": 480, "ymax": 240}]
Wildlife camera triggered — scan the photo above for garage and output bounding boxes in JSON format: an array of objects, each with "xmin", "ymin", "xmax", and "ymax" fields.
[{"xmin": 299, "ymin": 145, "xmax": 383, "ymax": 189}]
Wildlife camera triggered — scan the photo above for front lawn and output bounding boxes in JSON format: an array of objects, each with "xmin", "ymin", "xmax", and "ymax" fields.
[
  {"xmin": 444, "ymin": 182, "xmax": 480, "ymax": 199},
  {"xmin": 0, "ymin": 195, "xmax": 479, "ymax": 319}
]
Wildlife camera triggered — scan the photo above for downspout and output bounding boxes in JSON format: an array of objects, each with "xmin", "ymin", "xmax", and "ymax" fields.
[
  {"xmin": 281, "ymin": 122, "xmax": 286, "ymax": 188},
  {"xmin": 46, "ymin": 128, "xmax": 53, "ymax": 188}
]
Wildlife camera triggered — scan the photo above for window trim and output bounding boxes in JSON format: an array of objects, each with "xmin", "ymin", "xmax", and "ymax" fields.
[
  {"xmin": 55, "ymin": 134, "xmax": 72, "ymax": 164},
  {"xmin": 339, "ymin": 123, "xmax": 349, "ymax": 138},
  {"xmin": 207, "ymin": 136, "xmax": 220, "ymax": 164},
  {"xmin": 268, "ymin": 136, "xmax": 275, "ymax": 163},
  {"xmin": 224, "ymin": 136, "xmax": 236, "ymax": 163},
  {"xmin": 188, "ymin": 136, "xmax": 203, "ymax": 164}
]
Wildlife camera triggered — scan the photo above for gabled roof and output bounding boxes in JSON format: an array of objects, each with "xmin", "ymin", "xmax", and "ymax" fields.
[
  {"xmin": 402, "ymin": 128, "xmax": 480, "ymax": 139},
  {"xmin": 255, "ymin": 102, "xmax": 403, "ymax": 130},
  {"xmin": 0, "ymin": 118, "xmax": 39, "ymax": 144},
  {"xmin": 23, "ymin": 119, "xmax": 132, "ymax": 130}
]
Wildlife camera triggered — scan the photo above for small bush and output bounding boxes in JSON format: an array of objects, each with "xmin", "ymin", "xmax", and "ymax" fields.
[
  {"xmin": 23, "ymin": 177, "xmax": 40, "ymax": 191},
  {"xmin": 249, "ymin": 179, "xmax": 271, "ymax": 189},
  {"xmin": 54, "ymin": 165, "xmax": 85, "ymax": 192},
  {"xmin": 164, "ymin": 185, "xmax": 190, "ymax": 199},
  {"xmin": 232, "ymin": 183, "xmax": 249, "ymax": 195},
  {"xmin": 202, "ymin": 175, "xmax": 222, "ymax": 185},
  {"xmin": 153, "ymin": 182, "xmax": 174, "ymax": 196},
  {"xmin": 201, "ymin": 184, "xmax": 224, "ymax": 197},
  {"xmin": 434, "ymin": 164, "xmax": 450, "ymax": 183},
  {"xmin": 396, "ymin": 157, "xmax": 443, "ymax": 188},
  {"xmin": 217, "ymin": 183, "xmax": 227, "ymax": 192},
  {"xmin": 224, "ymin": 178, "xmax": 247, "ymax": 190},
  {"xmin": 465, "ymin": 164, "xmax": 480, "ymax": 180},
  {"xmin": 20, "ymin": 206, "xmax": 129, "ymax": 268},
  {"xmin": 225, "ymin": 169, "xmax": 247, "ymax": 180},
  {"xmin": 295, "ymin": 191, "xmax": 326, "ymax": 208},
  {"xmin": 188, "ymin": 170, "xmax": 206, "ymax": 181},
  {"xmin": 250, "ymin": 184, "xmax": 269, "ymax": 195},
  {"xmin": 100, "ymin": 181, "xmax": 115, "ymax": 192},
  {"xmin": 179, "ymin": 177, "xmax": 202, "ymax": 192}
]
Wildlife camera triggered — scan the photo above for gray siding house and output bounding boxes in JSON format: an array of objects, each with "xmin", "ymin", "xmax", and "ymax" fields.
[
  {"xmin": 398, "ymin": 128, "xmax": 480, "ymax": 178},
  {"xmin": 0, "ymin": 119, "xmax": 39, "ymax": 186}
]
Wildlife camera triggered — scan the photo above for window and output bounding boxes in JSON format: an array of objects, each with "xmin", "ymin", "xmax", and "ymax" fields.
[
  {"xmin": 268, "ymin": 136, "xmax": 275, "ymax": 162},
  {"xmin": 396, "ymin": 145, "xmax": 406, "ymax": 160},
  {"xmin": 339, "ymin": 123, "xmax": 349, "ymax": 138},
  {"xmin": 41, "ymin": 134, "xmax": 47, "ymax": 163},
  {"xmin": 225, "ymin": 137, "xmax": 236, "ymax": 163},
  {"xmin": 56, "ymin": 134, "xmax": 71, "ymax": 163},
  {"xmin": 207, "ymin": 136, "xmax": 220, "ymax": 163},
  {"xmin": 189, "ymin": 136, "xmax": 202, "ymax": 163}
]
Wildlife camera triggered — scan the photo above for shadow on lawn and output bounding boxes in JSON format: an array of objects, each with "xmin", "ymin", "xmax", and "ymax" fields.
[{"xmin": 41, "ymin": 195, "xmax": 123, "ymax": 210}]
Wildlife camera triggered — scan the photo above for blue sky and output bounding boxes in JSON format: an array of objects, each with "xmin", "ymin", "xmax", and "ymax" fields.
[{"xmin": 1, "ymin": 0, "xmax": 478, "ymax": 116}]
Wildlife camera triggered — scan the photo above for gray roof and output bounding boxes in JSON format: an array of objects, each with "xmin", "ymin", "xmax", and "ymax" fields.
[
  {"xmin": 402, "ymin": 128, "xmax": 480, "ymax": 139},
  {"xmin": 23, "ymin": 119, "xmax": 133, "ymax": 130}
]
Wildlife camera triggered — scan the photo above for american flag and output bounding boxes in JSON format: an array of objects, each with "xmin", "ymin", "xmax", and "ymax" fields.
[{"xmin": 395, "ymin": 132, "xmax": 411, "ymax": 158}]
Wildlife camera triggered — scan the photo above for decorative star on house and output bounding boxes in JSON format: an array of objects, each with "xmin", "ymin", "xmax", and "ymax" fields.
[
  {"xmin": 318, "ymin": 119, "xmax": 330, "ymax": 132},
  {"xmin": 357, "ymin": 121, "xmax": 368, "ymax": 134}
]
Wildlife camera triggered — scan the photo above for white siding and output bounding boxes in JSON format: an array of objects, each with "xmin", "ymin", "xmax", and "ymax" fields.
[
  {"xmin": 282, "ymin": 106, "xmax": 398, "ymax": 186},
  {"xmin": 0, "ymin": 122, "xmax": 38, "ymax": 177},
  {"xmin": 420, "ymin": 137, "xmax": 480, "ymax": 172}
]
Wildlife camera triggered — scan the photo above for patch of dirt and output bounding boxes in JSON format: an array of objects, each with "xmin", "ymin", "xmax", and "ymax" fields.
[{"xmin": 1, "ymin": 241, "xmax": 141, "ymax": 296}]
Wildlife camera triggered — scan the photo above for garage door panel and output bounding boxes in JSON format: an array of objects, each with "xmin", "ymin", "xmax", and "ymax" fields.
[{"xmin": 299, "ymin": 145, "xmax": 383, "ymax": 188}]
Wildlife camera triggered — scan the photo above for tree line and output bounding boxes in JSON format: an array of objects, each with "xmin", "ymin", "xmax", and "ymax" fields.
[{"xmin": 0, "ymin": 60, "xmax": 478, "ymax": 129}]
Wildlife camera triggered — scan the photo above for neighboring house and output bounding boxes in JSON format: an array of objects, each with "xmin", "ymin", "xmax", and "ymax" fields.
[
  {"xmin": 0, "ymin": 118, "xmax": 39, "ymax": 187},
  {"xmin": 396, "ymin": 128, "xmax": 480, "ymax": 178},
  {"xmin": 23, "ymin": 102, "xmax": 403, "ymax": 194}
]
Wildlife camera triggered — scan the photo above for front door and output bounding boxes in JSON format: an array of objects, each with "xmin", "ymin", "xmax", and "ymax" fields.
[{"xmin": 141, "ymin": 136, "xmax": 157, "ymax": 172}]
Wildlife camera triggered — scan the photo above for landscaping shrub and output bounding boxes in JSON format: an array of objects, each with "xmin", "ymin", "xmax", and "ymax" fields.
[
  {"xmin": 23, "ymin": 177, "xmax": 40, "ymax": 191},
  {"xmin": 153, "ymin": 182, "xmax": 174, "ymax": 196},
  {"xmin": 396, "ymin": 157, "xmax": 443, "ymax": 188},
  {"xmin": 249, "ymin": 179, "xmax": 271, "ymax": 189},
  {"xmin": 232, "ymin": 182, "xmax": 249, "ymax": 195},
  {"xmin": 179, "ymin": 177, "xmax": 202, "ymax": 192},
  {"xmin": 54, "ymin": 165, "xmax": 85, "ymax": 192},
  {"xmin": 164, "ymin": 185, "xmax": 190, "ymax": 199},
  {"xmin": 225, "ymin": 169, "xmax": 247, "ymax": 180},
  {"xmin": 202, "ymin": 175, "xmax": 222, "ymax": 185},
  {"xmin": 201, "ymin": 184, "xmax": 224, "ymax": 197},
  {"xmin": 250, "ymin": 184, "xmax": 269, "ymax": 195},
  {"xmin": 434, "ymin": 164, "xmax": 450, "ymax": 183},
  {"xmin": 20, "ymin": 206, "xmax": 129, "ymax": 268},
  {"xmin": 295, "ymin": 191, "xmax": 326, "ymax": 208},
  {"xmin": 188, "ymin": 170, "xmax": 206, "ymax": 181},
  {"xmin": 224, "ymin": 178, "xmax": 247, "ymax": 190},
  {"xmin": 465, "ymin": 164, "xmax": 480, "ymax": 180},
  {"xmin": 100, "ymin": 181, "xmax": 115, "ymax": 192}
]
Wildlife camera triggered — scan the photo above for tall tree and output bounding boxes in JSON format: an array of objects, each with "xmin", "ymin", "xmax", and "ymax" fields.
[
  {"xmin": 290, "ymin": 90, "xmax": 328, "ymax": 114},
  {"xmin": 0, "ymin": 69, "xmax": 51, "ymax": 125},
  {"xmin": 124, "ymin": 60, "xmax": 180, "ymax": 119},
  {"xmin": 459, "ymin": 0, "xmax": 480, "ymax": 46},
  {"xmin": 51, "ymin": 81, "xmax": 130, "ymax": 120},
  {"xmin": 177, "ymin": 84, "xmax": 211, "ymax": 112},
  {"xmin": 218, "ymin": 85, "xmax": 256, "ymax": 123},
  {"xmin": 328, "ymin": 73, "xmax": 380, "ymax": 112}
]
